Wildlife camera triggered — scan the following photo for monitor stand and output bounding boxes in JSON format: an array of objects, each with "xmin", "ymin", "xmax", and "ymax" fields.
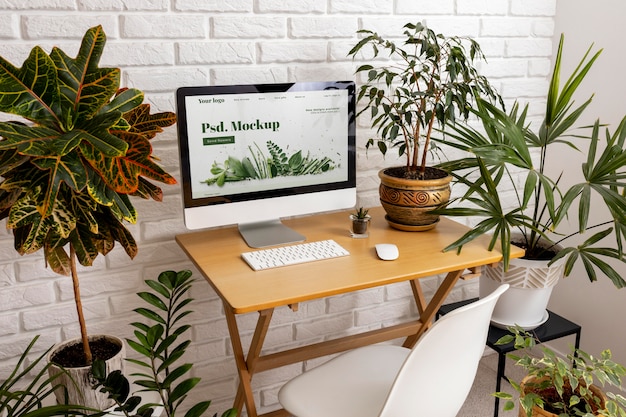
[{"xmin": 238, "ymin": 219, "xmax": 306, "ymax": 248}]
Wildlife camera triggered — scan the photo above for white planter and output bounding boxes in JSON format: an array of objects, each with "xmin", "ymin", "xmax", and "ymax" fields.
[
  {"xmin": 47, "ymin": 335, "xmax": 125, "ymax": 411},
  {"xmin": 480, "ymin": 254, "xmax": 565, "ymax": 329}
]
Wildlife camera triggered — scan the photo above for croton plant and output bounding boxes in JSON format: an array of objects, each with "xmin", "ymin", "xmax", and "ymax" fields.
[{"xmin": 0, "ymin": 25, "xmax": 177, "ymax": 363}]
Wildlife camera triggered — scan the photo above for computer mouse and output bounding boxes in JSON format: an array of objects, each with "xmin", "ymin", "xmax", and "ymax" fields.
[{"xmin": 375, "ymin": 243, "xmax": 399, "ymax": 261}]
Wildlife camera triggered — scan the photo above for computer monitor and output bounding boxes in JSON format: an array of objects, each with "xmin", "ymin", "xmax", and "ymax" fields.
[{"xmin": 176, "ymin": 81, "xmax": 357, "ymax": 248}]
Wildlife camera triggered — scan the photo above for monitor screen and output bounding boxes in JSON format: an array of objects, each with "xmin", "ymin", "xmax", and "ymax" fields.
[{"xmin": 176, "ymin": 81, "xmax": 356, "ymax": 247}]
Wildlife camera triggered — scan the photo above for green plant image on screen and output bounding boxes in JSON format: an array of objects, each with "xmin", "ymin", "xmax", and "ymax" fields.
[{"xmin": 203, "ymin": 140, "xmax": 337, "ymax": 186}]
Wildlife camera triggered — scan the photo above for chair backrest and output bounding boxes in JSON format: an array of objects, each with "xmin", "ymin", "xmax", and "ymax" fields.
[{"xmin": 378, "ymin": 284, "xmax": 509, "ymax": 417}]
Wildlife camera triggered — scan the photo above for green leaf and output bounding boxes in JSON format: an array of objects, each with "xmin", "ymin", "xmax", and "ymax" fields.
[
  {"xmin": 169, "ymin": 378, "xmax": 201, "ymax": 404},
  {"xmin": 134, "ymin": 307, "xmax": 166, "ymax": 325},
  {"xmin": 32, "ymin": 153, "xmax": 88, "ymax": 213},
  {"xmin": 138, "ymin": 291, "xmax": 168, "ymax": 311},
  {"xmin": 70, "ymin": 226, "xmax": 99, "ymax": 267},
  {"xmin": 9, "ymin": 196, "xmax": 58, "ymax": 254},
  {"xmin": 184, "ymin": 401, "xmax": 212, "ymax": 417},
  {"xmin": 74, "ymin": 114, "xmax": 129, "ymax": 157},
  {"xmin": 44, "ymin": 246, "xmax": 71, "ymax": 275},
  {"xmin": 0, "ymin": 46, "xmax": 60, "ymax": 127},
  {"xmin": 146, "ymin": 324, "xmax": 165, "ymax": 346},
  {"xmin": 50, "ymin": 25, "xmax": 120, "ymax": 127},
  {"xmin": 127, "ymin": 339, "xmax": 152, "ymax": 357},
  {"xmin": 145, "ymin": 279, "xmax": 172, "ymax": 299},
  {"xmin": 102, "ymin": 87, "xmax": 144, "ymax": 115},
  {"xmin": 162, "ymin": 364, "xmax": 193, "ymax": 389},
  {"xmin": 0, "ymin": 123, "xmax": 66, "ymax": 156},
  {"xmin": 154, "ymin": 334, "xmax": 178, "ymax": 356}
]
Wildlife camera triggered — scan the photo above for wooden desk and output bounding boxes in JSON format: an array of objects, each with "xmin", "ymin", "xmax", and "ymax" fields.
[{"xmin": 175, "ymin": 207, "xmax": 524, "ymax": 417}]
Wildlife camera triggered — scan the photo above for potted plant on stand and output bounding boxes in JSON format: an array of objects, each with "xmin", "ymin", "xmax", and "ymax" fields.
[
  {"xmin": 348, "ymin": 22, "xmax": 501, "ymax": 231},
  {"xmin": 432, "ymin": 34, "xmax": 626, "ymax": 329},
  {"xmin": 495, "ymin": 327, "xmax": 626, "ymax": 416},
  {"xmin": 0, "ymin": 25, "xmax": 177, "ymax": 409}
]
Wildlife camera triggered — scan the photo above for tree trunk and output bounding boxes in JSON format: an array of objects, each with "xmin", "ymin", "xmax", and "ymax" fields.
[{"xmin": 70, "ymin": 243, "xmax": 93, "ymax": 364}]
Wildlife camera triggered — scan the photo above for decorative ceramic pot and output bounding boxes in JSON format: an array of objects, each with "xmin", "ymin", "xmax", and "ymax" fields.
[
  {"xmin": 518, "ymin": 375, "xmax": 607, "ymax": 417},
  {"xmin": 378, "ymin": 167, "xmax": 452, "ymax": 231},
  {"xmin": 480, "ymin": 239, "xmax": 565, "ymax": 330},
  {"xmin": 47, "ymin": 334, "xmax": 124, "ymax": 411}
]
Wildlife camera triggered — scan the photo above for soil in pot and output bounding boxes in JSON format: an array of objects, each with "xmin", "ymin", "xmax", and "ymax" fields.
[
  {"xmin": 513, "ymin": 238, "xmax": 560, "ymax": 261},
  {"xmin": 48, "ymin": 335, "xmax": 124, "ymax": 411},
  {"xmin": 50, "ymin": 337, "xmax": 122, "ymax": 367},
  {"xmin": 385, "ymin": 166, "xmax": 449, "ymax": 180}
]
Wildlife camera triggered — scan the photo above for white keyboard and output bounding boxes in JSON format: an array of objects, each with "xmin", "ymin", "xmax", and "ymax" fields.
[{"xmin": 241, "ymin": 239, "xmax": 350, "ymax": 271}]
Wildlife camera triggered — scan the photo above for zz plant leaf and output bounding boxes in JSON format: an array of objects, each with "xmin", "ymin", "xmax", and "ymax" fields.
[{"xmin": 92, "ymin": 270, "xmax": 236, "ymax": 417}]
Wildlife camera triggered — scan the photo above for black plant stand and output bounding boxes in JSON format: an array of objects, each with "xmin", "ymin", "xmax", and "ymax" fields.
[{"xmin": 437, "ymin": 298, "xmax": 581, "ymax": 417}]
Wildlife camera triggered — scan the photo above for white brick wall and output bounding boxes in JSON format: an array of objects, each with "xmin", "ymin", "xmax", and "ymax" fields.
[{"xmin": 0, "ymin": 1, "xmax": 556, "ymax": 415}]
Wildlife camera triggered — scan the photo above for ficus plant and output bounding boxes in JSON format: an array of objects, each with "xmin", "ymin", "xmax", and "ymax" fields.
[
  {"xmin": 433, "ymin": 34, "xmax": 626, "ymax": 286},
  {"xmin": 0, "ymin": 25, "xmax": 177, "ymax": 363},
  {"xmin": 348, "ymin": 22, "xmax": 501, "ymax": 180},
  {"xmin": 495, "ymin": 326, "xmax": 626, "ymax": 416}
]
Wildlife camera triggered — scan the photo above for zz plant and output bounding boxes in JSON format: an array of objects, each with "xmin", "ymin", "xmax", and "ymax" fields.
[
  {"xmin": 92, "ymin": 270, "xmax": 236, "ymax": 417},
  {"xmin": 0, "ymin": 25, "xmax": 177, "ymax": 363}
]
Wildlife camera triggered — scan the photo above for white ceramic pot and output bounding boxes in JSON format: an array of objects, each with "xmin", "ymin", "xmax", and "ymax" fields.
[
  {"xmin": 480, "ymin": 251, "xmax": 565, "ymax": 329},
  {"xmin": 47, "ymin": 334, "xmax": 125, "ymax": 411}
]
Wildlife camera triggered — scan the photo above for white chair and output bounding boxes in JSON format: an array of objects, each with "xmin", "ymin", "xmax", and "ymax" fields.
[{"xmin": 278, "ymin": 284, "xmax": 509, "ymax": 417}]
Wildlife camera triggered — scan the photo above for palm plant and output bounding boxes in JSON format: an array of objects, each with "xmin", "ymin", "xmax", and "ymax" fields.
[
  {"xmin": 1, "ymin": 336, "xmax": 93, "ymax": 417},
  {"xmin": 0, "ymin": 25, "xmax": 177, "ymax": 364},
  {"xmin": 433, "ymin": 34, "xmax": 626, "ymax": 288}
]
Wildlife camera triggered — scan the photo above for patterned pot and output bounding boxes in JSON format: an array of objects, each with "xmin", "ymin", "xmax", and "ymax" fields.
[
  {"xmin": 378, "ymin": 167, "xmax": 452, "ymax": 231},
  {"xmin": 480, "ymin": 238, "xmax": 565, "ymax": 329}
]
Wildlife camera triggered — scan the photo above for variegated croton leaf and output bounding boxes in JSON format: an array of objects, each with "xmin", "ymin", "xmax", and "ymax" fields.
[{"xmin": 0, "ymin": 25, "xmax": 176, "ymax": 275}]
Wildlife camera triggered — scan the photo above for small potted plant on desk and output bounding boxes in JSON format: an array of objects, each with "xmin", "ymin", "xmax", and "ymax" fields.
[
  {"xmin": 348, "ymin": 21, "xmax": 501, "ymax": 231},
  {"xmin": 350, "ymin": 207, "xmax": 371, "ymax": 236},
  {"xmin": 495, "ymin": 327, "xmax": 626, "ymax": 416}
]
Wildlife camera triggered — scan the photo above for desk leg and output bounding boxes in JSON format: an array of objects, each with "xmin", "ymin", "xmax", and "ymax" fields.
[
  {"xmin": 409, "ymin": 279, "xmax": 426, "ymax": 316},
  {"xmin": 403, "ymin": 269, "xmax": 464, "ymax": 348},
  {"xmin": 225, "ymin": 307, "xmax": 274, "ymax": 417}
]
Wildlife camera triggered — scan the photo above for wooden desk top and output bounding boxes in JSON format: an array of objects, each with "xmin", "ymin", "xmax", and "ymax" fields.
[{"xmin": 175, "ymin": 207, "xmax": 524, "ymax": 314}]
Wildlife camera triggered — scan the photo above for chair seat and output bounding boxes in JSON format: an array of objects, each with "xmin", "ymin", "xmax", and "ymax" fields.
[
  {"xmin": 278, "ymin": 345, "xmax": 410, "ymax": 417},
  {"xmin": 278, "ymin": 285, "xmax": 509, "ymax": 417}
]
